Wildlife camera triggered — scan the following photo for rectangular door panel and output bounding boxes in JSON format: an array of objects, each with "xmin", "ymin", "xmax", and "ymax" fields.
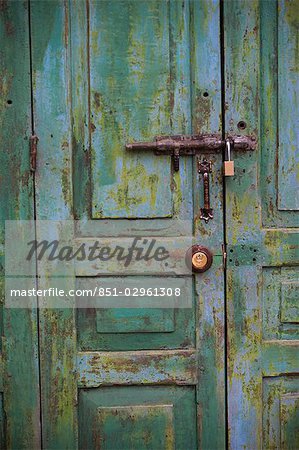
[
  {"xmin": 73, "ymin": 0, "xmax": 193, "ymax": 225},
  {"xmin": 76, "ymin": 275, "xmax": 194, "ymax": 351},
  {"xmin": 261, "ymin": 0, "xmax": 299, "ymax": 224},
  {"xmin": 79, "ymin": 386, "xmax": 197, "ymax": 450},
  {"xmin": 277, "ymin": 0, "xmax": 299, "ymax": 211},
  {"xmin": 262, "ymin": 267, "xmax": 299, "ymax": 339},
  {"xmin": 78, "ymin": 303, "xmax": 195, "ymax": 352},
  {"xmin": 263, "ymin": 377, "xmax": 299, "ymax": 449},
  {"xmin": 90, "ymin": 0, "xmax": 173, "ymax": 219}
]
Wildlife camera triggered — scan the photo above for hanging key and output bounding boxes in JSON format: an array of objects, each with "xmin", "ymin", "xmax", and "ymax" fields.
[
  {"xmin": 224, "ymin": 138, "xmax": 235, "ymax": 176},
  {"xmin": 197, "ymin": 158, "xmax": 213, "ymax": 223}
]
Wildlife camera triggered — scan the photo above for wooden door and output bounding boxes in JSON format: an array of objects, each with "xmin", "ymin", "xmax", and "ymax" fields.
[
  {"xmin": 3, "ymin": 1, "xmax": 297, "ymax": 449},
  {"xmin": 224, "ymin": 1, "xmax": 299, "ymax": 448},
  {"xmin": 29, "ymin": 1, "xmax": 225, "ymax": 449}
]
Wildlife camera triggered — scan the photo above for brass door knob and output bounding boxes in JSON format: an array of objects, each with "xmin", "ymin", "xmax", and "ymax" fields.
[{"xmin": 185, "ymin": 245, "xmax": 213, "ymax": 273}]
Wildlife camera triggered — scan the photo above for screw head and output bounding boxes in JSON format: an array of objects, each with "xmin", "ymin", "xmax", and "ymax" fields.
[{"xmin": 192, "ymin": 252, "xmax": 208, "ymax": 270}]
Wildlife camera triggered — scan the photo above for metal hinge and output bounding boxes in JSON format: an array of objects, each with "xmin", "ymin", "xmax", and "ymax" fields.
[
  {"xmin": 30, "ymin": 135, "xmax": 38, "ymax": 172},
  {"xmin": 222, "ymin": 243, "xmax": 227, "ymax": 270},
  {"xmin": 126, "ymin": 134, "xmax": 256, "ymax": 171}
]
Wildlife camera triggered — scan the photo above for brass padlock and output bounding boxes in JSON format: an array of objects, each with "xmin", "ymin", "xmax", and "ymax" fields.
[
  {"xmin": 224, "ymin": 139, "xmax": 234, "ymax": 176},
  {"xmin": 224, "ymin": 160, "xmax": 235, "ymax": 176}
]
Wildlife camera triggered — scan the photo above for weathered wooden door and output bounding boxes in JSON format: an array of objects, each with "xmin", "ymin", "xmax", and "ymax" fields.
[
  {"xmin": 224, "ymin": 1, "xmax": 299, "ymax": 448},
  {"xmin": 29, "ymin": 1, "xmax": 225, "ymax": 449},
  {"xmin": 1, "ymin": 0, "xmax": 298, "ymax": 449}
]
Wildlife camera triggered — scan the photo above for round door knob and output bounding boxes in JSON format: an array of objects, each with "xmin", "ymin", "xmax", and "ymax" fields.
[{"xmin": 185, "ymin": 245, "xmax": 213, "ymax": 273}]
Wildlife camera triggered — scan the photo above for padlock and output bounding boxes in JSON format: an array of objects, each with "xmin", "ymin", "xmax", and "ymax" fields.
[
  {"xmin": 224, "ymin": 160, "xmax": 234, "ymax": 176},
  {"xmin": 224, "ymin": 139, "xmax": 234, "ymax": 176}
]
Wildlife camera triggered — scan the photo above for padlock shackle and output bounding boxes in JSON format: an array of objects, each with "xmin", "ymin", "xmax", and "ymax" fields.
[{"xmin": 225, "ymin": 139, "xmax": 231, "ymax": 161}]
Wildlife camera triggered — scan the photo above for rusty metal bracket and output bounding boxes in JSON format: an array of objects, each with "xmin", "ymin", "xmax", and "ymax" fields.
[
  {"xmin": 30, "ymin": 135, "xmax": 38, "ymax": 172},
  {"xmin": 197, "ymin": 158, "xmax": 213, "ymax": 223},
  {"xmin": 126, "ymin": 134, "xmax": 256, "ymax": 171}
]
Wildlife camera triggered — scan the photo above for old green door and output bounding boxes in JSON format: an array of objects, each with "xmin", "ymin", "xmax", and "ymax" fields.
[
  {"xmin": 1, "ymin": 0, "xmax": 298, "ymax": 449},
  {"xmin": 224, "ymin": 0, "xmax": 299, "ymax": 449},
  {"xmin": 29, "ymin": 0, "xmax": 225, "ymax": 449}
]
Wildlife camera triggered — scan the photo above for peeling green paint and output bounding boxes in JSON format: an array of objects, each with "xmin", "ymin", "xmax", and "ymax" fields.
[{"xmin": 226, "ymin": 1, "xmax": 299, "ymax": 449}]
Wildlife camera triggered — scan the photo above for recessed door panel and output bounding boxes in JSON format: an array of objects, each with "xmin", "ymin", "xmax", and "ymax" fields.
[
  {"xmin": 90, "ymin": 1, "xmax": 173, "ymax": 219},
  {"xmin": 79, "ymin": 386, "xmax": 197, "ymax": 450}
]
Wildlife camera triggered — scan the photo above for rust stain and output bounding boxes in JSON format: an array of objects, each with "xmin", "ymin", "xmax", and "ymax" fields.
[
  {"xmin": 0, "ymin": 0, "xmax": 8, "ymax": 13},
  {"xmin": 5, "ymin": 20, "xmax": 14, "ymax": 35}
]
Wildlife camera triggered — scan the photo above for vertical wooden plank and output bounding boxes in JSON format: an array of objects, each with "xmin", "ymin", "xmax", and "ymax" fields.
[
  {"xmin": 71, "ymin": 0, "xmax": 89, "ymax": 221},
  {"xmin": 191, "ymin": 0, "xmax": 223, "ymax": 248},
  {"xmin": 224, "ymin": 1, "xmax": 262, "ymax": 449},
  {"xmin": 225, "ymin": 0, "xmax": 299, "ymax": 447},
  {"xmin": 30, "ymin": 1, "xmax": 77, "ymax": 448},
  {"xmin": 224, "ymin": 0, "xmax": 260, "ymax": 247},
  {"xmin": 191, "ymin": 1, "xmax": 225, "ymax": 448},
  {"xmin": 260, "ymin": 0, "xmax": 280, "ymax": 228},
  {"xmin": 277, "ymin": 0, "xmax": 299, "ymax": 210},
  {"xmin": 169, "ymin": 0, "xmax": 193, "ymax": 222},
  {"xmin": 0, "ymin": 1, "xmax": 40, "ymax": 448}
]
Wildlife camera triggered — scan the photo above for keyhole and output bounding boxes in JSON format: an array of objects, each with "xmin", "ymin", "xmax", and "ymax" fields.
[{"xmin": 237, "ymin": 121, "xmax": 247, "ymax": 130}]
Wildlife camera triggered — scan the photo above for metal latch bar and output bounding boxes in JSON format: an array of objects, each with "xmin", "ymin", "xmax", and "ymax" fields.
[{"xmin": 126, "ymin": 134, "xmax": 256, "ymax": 171}]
